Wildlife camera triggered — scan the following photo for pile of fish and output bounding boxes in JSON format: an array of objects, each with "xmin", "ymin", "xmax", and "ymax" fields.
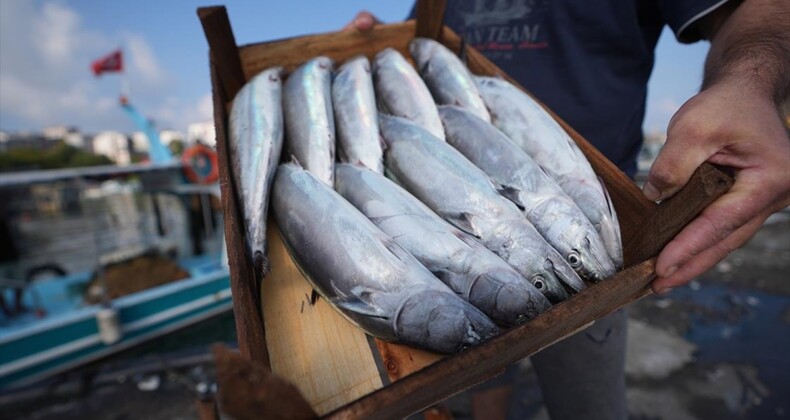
[{"xmin": 228, "ymin": 38, "xmax": 623, "ymax": 354}]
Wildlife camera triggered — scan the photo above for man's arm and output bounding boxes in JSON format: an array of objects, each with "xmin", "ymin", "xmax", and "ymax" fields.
[{"xmin": 644, "ymin": 0, "xmax": 790, "ymax": 293}]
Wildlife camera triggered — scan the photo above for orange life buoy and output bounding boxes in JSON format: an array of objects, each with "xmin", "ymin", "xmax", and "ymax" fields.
[{"xmin": 181, "ymin": 144, "xmax": 219, "ymax": 184}]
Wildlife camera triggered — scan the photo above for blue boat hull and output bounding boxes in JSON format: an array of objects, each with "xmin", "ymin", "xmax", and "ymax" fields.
[{"xmin": 0, "ymin": 269, "xmax": 231, "ymax": 389}]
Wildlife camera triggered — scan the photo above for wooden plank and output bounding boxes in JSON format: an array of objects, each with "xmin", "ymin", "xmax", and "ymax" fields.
[
  {"xmin": 373, "ymin": 341, "xmax": 442, "ymax": 382},
  {"xmin": 623, "ymin": 164, "xmax": 734, "ymax": 266},
  {"xmin": 238, "ymin": 21, "xmax": 418, "ymax": 79},
  {"xmin": 262, "ymin": 222, "xmax": 384, "ymax": 416},
  {"xmin": 198, "ymin": 6, "xmax": 247, "ymax": 101},
  {"xmin": 325, "ymin": 260, "xmax": 658, "ymax": 419},
  {"xmin": 415, "ymin": 0, "xmax": 448, "ymax": 41},
  {"xmin": 209, "ymin": 62, "xmax": 270, "ymax": 367}
]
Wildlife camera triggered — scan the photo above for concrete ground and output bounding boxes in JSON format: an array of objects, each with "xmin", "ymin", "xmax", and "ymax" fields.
[{"xmin": 5, "ymin": 214, "xmax": 788, "ymax": 420}]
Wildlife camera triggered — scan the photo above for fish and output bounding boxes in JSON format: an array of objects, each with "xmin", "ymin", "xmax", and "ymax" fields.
[
  {"xmin": 379, "ymin": 114, "xmax": 585, "ymax": 302},
  {"xmin": 228, "ymin": 66, "xmax": 285, "ymax": 275},
  {"xmin": 372, "ymin": 48, "xmax": 445, "ymax": 141},
  {"xmin": 282, "ymin": 56, "xmax": 336, "ymax": 186},
  {"xmin": 335, "ymin": 163, "xmax": 551, "ymax": 326},
  {"xmin": 475, "ymin": 76, "xmax": 624, "ymax": 269},
  {"xmin": 272, "ymin": 162, "xmax": 499, "ymax": 353},
  {"xmin": 409, "ymin": 38, "xmax": 490, "ymax": 123},
  {"xmin": 438, "ymin": 105, "xmax": 617, "ymax": 282},
  {"xmin": 332, "ymin": 55, "xmax": 384, "ymax": 173}
]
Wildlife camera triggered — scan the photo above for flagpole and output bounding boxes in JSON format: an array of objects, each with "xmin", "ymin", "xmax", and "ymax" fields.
[{"xmin": 119, "ymin": 47, "xmax": 129, "ymax": 99}]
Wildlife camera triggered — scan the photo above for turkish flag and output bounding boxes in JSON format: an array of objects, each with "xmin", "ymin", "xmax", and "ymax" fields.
[{"xmin": 91, "ymin": 49, "xmax": 123, "ymax": 76}]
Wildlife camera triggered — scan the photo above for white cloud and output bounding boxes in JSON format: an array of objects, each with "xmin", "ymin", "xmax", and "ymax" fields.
[
  {"xmin": 125, "ymin": 33, "xmax": 166, "ymax": 84},
  {"xmin": 0, "ymin": 1, "xmax": 201, "ymax": 134}
]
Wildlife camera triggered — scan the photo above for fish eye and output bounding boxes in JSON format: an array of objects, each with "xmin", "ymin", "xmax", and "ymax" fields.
[
  {"xmin": 567, "ymin": 251, "xmax": 582, "ymax": 268},
  {"xmin": 531, "ymin": 275, "xmax": 545, "ymax": 290}
]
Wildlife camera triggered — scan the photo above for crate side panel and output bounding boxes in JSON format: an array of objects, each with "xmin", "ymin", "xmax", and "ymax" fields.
[
  {"xmin": 263, "ymin": 221, "xmax": 384, "ymax": 415},
  {"xmin": 238, "ymin": 21, "xmax": 418, "ymax": 79}
]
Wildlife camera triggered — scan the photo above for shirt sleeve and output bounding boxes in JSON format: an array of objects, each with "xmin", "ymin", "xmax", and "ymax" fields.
[{"xmin": 657, "ymin": 0, "xmax": 732, "ymax": 43}]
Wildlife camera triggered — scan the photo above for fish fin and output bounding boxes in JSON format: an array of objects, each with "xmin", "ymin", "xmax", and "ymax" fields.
[
  {"xmin": 290, "ymin": 155, "xmax": 303, "ymax": 168},
  {"xmin": 496, "ymin": 184, "xmax": 525, "ymax": 210},
  {"xmin": 432, "ymin": 269, "xmax": 465, "ymax": 295},
  {"xmin": 332, "ymin": 295, "xmax": 389, "ymax": 320},
  {"xmin": 443, "ymin": 212, "xmax": 482, "ymax": 239},
  {"xmin": 451, "ymin": 229, "xmax": 480, "ymax": 248},
  {"xmin": 379, "ymin": 134, "xmax": 387, "ymax": 153},
  {"xmin": 598, "ymin": 177, "xmax": 617, "ymax": 219},
  {"xmin": 380, "ymin": 235, "xmax": 413, "ymax": 262}
]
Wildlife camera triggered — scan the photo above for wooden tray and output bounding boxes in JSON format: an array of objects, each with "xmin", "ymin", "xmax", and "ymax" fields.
[{"xmin": 198, "ymin": 1, "xmax": 732, "ymax": 418}]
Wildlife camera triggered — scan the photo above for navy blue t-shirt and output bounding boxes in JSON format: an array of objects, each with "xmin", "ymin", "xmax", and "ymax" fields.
[{"xmin": 411, "ymin": 0, "xmax": 727, "ymax": 176}]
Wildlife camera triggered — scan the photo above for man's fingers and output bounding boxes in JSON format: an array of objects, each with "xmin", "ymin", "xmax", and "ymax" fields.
[
  {"xmin": 643, "ymin": 142, "xmax": 713, "ymax": 201},
  {"xmin": 643, "ymin": 103, "xmax": 719, "ymax": 201},
  {"xmin": 342, "ymin": 11, "xmax": 379, "ymax": 32},
  {"xmin": 651, "ymin": 210, "xmax": 768, "ymax": 293},
  {"xmin": 655, "ymin": 175, "xmax": 773, "ymax": 278}
]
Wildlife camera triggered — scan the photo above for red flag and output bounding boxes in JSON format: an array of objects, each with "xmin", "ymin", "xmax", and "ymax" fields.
[{"xmin": 91, "ymin": 49, "xmax": 123, "ymax": 77}]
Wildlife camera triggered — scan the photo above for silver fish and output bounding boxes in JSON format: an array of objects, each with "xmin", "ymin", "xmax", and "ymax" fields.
[
  {"xmin": 439, "ymin": 105, "xmax": 616, "ymax": 282},
  {"xmin": 373, "ymin": 48, "xmax": 445, "ymax": 141},
  {"xmin": 228, "ymin": 66, "xmax": 284, "ymax": 274},
  {"xmin": 332, "ymin": 55, "xmax": 384, "ymax": 173},
  {"xmin": 380, "ymin": 114, "xmax": 584, "ymax": 302},
  {"xmin": 410, "ymin": 38, "xmax": 490, "ymax": 123},
  {"xmin": 273, "ymin": 162, "xmax": 498, "ymax": 353},
  {"xmin": 283, "ymin": 56, "xmax": 335, "ymax": 186},
  {"xmin": 475, "ymin": 76, "xmax": 624, "ymax": 269},
  {"xmin": 335, "ymin": 163, "xmax": 551, "ymax": 326}
]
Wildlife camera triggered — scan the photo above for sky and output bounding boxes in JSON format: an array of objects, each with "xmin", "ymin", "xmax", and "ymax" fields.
[{"xmin": 0, "ymin": 0, "xmax": 710, "ymax": 136}]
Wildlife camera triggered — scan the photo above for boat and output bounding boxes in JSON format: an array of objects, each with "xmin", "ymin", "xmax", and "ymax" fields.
[{"xmin": 0, "ymin": 162, "xmax": 231, "ymax": 390}]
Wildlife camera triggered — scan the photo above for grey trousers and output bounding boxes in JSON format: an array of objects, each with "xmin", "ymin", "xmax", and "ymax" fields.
[{"xmin": 531, "ymin": 309, "xmax": 628, "ymax": 420}]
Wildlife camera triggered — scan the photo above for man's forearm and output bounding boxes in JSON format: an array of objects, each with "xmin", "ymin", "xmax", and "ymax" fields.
[{"xmin": 702, "ymin": 0, "xmax": 790, "ymax": 105}]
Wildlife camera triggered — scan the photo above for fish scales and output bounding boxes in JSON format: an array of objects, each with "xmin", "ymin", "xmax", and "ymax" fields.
[
  {"xmin": 379, "ymin": 114, "xmax": 585, "ymax": 302},
  {"xmin": 283, "ymin": 57, "xmax": 336, "ymax": 186},
  {"xmin": 228, "ymin": 66, "xmax": 285, "ymax": 274},
  {"xmin": 476, "ymin": 76, "xmax": 624, "ymax": 268},
  {"xmin": 335, "ymin": 163, "xmax": 551, "ymax": 326},
  {"xmin": 332, "ymin": 55, "xmax": 384, "ymax": 173},
  {"xmin": 373, "ymin": 48, "xmax": 445, "ymax": 141},
  {"xmin": 439, "ymin": 105, "xmax": 616, "ymax": 282},
  {"xmin": 272, "ymin": 163, "xmax": 498, "ymax": 354},
  {"xmin": 410, "ymin": 38, "xmax": 490, "ymax": 123}
]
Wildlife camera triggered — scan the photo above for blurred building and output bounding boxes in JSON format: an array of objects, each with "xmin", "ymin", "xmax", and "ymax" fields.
[
  {"xmin": 0, "ymin": 131, "xmax": 53, "ymax": 152},
  {"xmin": 187, "ymin": 121, "xmax": 216, "ymax": 147},
  {"xmin": 42, "ymin": 125, "xmax": 92, "ymax": 151},
  {"xmin": 92, "ymin": 131, "xmax": 131, "ymax": 165}
]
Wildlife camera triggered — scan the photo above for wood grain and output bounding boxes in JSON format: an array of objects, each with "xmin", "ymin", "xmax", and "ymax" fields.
[
  {"xmin": 263, "ymin": 222, "xmax": 384, "ymax": 416},
  {"xmin": 198, "ymin": 7, "xmax": 247, "ymax": 102},
  {"xmin": 325, "ymin": 260, "xmax": 658, "ymax": 419},
  {"xmin": 416, "ymin": 0, "xmax": 448, "ymax": 41},
  {"xmin": 623, "ymin": 164, "xmax": 734, "ymax": 266},
  {"xmin": 373, "ymin": 341, "xmax": 443, "ymax": 383},
  {"xmin": 238, "ymin": 22, "xmax": 418, "ymax": 80}
]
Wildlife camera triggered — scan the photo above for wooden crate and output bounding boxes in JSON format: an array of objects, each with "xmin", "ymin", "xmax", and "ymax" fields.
[{"xmin": 198, "ymin": 1, "xmax": 732, "ymax": 418}]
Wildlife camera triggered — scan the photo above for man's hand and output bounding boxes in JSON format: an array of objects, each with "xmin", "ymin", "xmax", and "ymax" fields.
[
  {"xmin": 342, "ymin": 11, "xmax": 381, "ymax": 32},
  {"xmin": 645, "ymin": 0, "xmax": 790, "ymax": 294},
  {"xmin": 645, "ymin": 82, "xmax": 790, "ymax": 294}
]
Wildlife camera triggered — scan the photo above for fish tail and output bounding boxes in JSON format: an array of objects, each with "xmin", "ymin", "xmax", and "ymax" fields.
[{"xmin": 253, "ymin": 250, "xmax": 272, "ymax": 277}]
